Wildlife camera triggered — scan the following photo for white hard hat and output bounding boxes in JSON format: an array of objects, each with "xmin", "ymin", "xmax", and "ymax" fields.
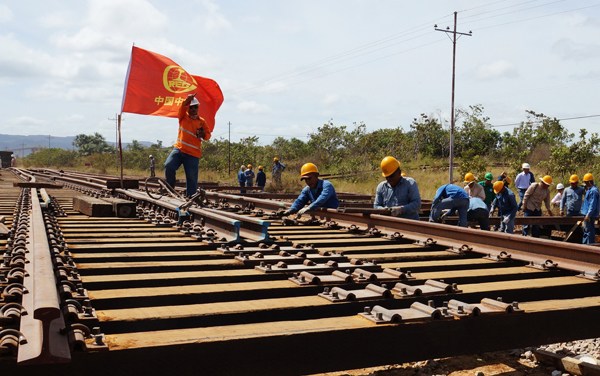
[
  {"xmin": 149, "ymin": 155, "xmax": 153, "ymax": 158},
  {"xmin": 556, "ymin": 183, "xmax": 564, "ymax": 190},
  {"xmin": 522, "ymin": 163, "xmax": 530, "ymax": 169},
  {"xmin": 190, "ymin": 97, "xmax": 199, "ymax": 106}
]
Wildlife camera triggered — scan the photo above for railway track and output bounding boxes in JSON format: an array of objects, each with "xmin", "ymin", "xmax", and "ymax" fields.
[{"xmin": 1, "ymin": 168, "xmax": 599, "ymax": 375}]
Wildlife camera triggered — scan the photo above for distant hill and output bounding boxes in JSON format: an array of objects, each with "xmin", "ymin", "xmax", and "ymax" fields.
[{"xmin": 0, "ymin": 134, "xmax": 152, "ymax": 157}]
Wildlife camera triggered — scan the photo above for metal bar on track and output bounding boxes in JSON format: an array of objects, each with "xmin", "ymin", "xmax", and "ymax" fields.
[
  {"xmin": 119, "ymin": 189, "xmax": 241, "ymax": 243},
  {"xmin": 18, "ymin": 188, "xmax": 70, "ymax": 364}
]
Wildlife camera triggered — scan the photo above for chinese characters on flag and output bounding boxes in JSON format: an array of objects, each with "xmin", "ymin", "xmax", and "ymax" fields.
[{"xmin": 121, "ymin": 46, "xmax": 224, "ymax": 131}]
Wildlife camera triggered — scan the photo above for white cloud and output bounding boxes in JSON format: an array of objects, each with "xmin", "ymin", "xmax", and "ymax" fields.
[
  {"xmin": 476, "ymin": 60, "xmax": 518, "ymax": 80},
  {"xmin": 0, "ymin": 4, "xmax": 13, "ymax": 23},
  {"xmin": 237, "ymin": 101, "xmax": 270, "ymax": 114},
  {"xmin": 552, "ymin": 38, "xmax": 600, "ymax": 60},
  {"xmin": 322, "ymin": 94, "xmax": 339, "ymax": 106},
  {"xmin": 201, "ymin": 0, "xmax": 232, "ymax": 33}
]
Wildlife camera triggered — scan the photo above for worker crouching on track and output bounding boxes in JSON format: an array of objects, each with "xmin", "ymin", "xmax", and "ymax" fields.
[
  {"xmin": 581, "ymin": 173, "xmax": 599, "ymax": 245},
  {"xmin": 373, "ymin": 156, "xmax": 421, "ymax": 220},
  {"xmin": 521, "ymin": 175, "xmax": 554, "ymax": 238},
  {"xmin": 429, "ymin": 183, "xmax": 470, "ymax": 227},
  {"xmin": 490, "ymin": 180, "xmax": 518, "ymax": 234},
  {"xmin": 282, "ymin": 163, "xmax": 339, "ymax": 217}
]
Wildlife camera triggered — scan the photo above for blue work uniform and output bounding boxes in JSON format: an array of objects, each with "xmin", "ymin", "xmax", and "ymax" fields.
[
  {"xmin": 429, "ymin": 184, "xmax": 470, "ymax": 227},
  {"xmin": 289, "ymin": 179, "xmax": 339, "ymax": 213},
  {"xmin": 491, "ymin": 188, "xmax": 518, "ymax": 234},
  {"xmin": 581, "ymin": 185, "xmax": 599, "ymax": 245},
  {"xmin": 560, "ymin": 186, "xmax": 584, "ymax": 217},
  {"xmin": 467, "ymin": 197, "xmax": 490, "ymax": 231},
  {"xmin": 373, "ymin": 177, "xmax": 421, "ymax": 220}
]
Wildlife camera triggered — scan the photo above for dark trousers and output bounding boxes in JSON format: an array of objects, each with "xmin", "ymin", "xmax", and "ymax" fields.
[
  {"xmin": 522, "ymin": 208, "xmax": 542, "ymax": 237},
  {"xmin": 467, "ymin": 208, "xmax": 490, "ymax": 231}
]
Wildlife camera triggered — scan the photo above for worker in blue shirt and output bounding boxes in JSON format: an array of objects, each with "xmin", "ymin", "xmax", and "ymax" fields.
[
  {"xmin": 237, "ymin": 165, "xmax": 247, "ymax": 194},
  {"xmin": 429, "ymin": 183, "xmax": 470, "ymax": 227},
  {"xmin": 581, "ymin": 173, "xmax": 599, "ymax": 245},
  {"xmin": 490, "ymin": 181, "xmax": 518, "ymax": 234},
  {"xmin": 560, "ymin": 174, "xmax": 584, "ymax": 217},
  {"xmin": 283, "ymin": 163, "xmax": 339, "ymax": 216},
  {"xmin": 373, "ymin": 156, "xmax": 421, "ymax": 220},
  {"xmin": 467, "ymin": 197, "xmax": 490, "ymax": 231}
]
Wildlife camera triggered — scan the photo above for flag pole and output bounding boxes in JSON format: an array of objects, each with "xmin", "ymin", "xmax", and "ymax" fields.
[{"xmin": 118, "ymin": 113, "xmax": 123, "ymax": 188}]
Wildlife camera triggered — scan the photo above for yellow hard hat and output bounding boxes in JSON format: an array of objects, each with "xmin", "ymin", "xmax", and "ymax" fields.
[
  {"xmin": 493, "ymin": 181, "xmax": 504, "ymax": 194},
  {"xmin": 273, "ymin": 157, "xmax": 279, "ymax": 162},
  {"xmin": 401, "ymin": 172, "xmax": 407, "ymax": 177},
  {"xmin": 247, "ymin": 164, "xmax": 252, "ymax": 169},
  {"xmin": 258, "ymin": 165, "xmax": 263, "ymax": 170},
  {"xmin": 300, "ymin": 162, "xmax": 319, "ymax": 179},
  {"xmin": 380, "ymin": 156, "xmax": 401, "ymax": 177},
  {"xmin": 540, "ymin": 175, "xmax": 553, "ymax": 185},
  {"xmin": 569, "ymin": 174, "xmax": 579, "ymax": 183},
  {"xmin": 583, "ymin": 173, "xmax": 594, "ymax": 182},
  {"xmin": 464, "ymin": 172, "xmax": 476, "ymax": 183}
]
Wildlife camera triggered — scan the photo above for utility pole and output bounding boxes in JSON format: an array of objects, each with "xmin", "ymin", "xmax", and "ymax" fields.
[
  {"xmin": 435, "ymin": 12, "xmax": 472, "ymax": 183},
  {"xmin": 228, "ymin": 121, "xmax": 231, "ymax": 176},
  {"xmin": 109, "ymin": 114, "xmax": 120, "ymax": 169}
]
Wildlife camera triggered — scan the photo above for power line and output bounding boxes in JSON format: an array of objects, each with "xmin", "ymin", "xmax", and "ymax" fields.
[{"xmin": 491, "ymin": 114, "xmax": 600, "ymax": 128}]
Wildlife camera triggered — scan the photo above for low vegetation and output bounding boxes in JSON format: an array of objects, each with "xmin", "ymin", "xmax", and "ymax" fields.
[{"xmin": 20, "ymin": 105, "xmax": 600, "ymax": 199}]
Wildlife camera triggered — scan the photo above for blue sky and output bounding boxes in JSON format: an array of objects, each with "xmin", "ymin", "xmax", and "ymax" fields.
[{"xmin": 1, "ymin": 0, "xmax": 599, "ymax": 147}]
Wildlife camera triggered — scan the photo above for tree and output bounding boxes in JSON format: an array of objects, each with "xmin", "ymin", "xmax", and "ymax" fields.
[
  {"xmin": 455, "ymin": 105, "xmax": 501, "ymax": 158},
  {"xmin": 73, "ymin": 133, "xmax": 114, "ymax": 156},
  {"xmin": 408, "ymin": 114, "xmax": 448, "ymax": 159}
]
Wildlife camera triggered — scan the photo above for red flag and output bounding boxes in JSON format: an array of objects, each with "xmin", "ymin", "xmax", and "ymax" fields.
[{"xmin": 121, "ymin": 46, "xmax": 224, "ymax": 131}]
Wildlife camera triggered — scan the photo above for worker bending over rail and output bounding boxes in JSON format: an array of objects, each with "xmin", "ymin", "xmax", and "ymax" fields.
[
  {"xmin": 283, "ymin": 163, "xmax": 339, "ymax": 217},
  {"xmin": 373, "ymin": 156, "xmax": 420, "ymax": 220}
]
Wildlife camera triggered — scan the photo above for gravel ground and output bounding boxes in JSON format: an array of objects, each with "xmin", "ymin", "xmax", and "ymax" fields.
[{"xmin": 314, "ymin": 339, "xmax": 600, "ymax": 376}]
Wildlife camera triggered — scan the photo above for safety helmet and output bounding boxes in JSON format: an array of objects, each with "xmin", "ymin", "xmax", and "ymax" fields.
[
  {"xmin": 493, "ymin": 181, "xmax": 504, "ymax": 194},
  {"xmin": 522, "ymin": 163, "xmax": 530, "ymax": 169},
  {"xmin": 583, "ymin": 173, "xmax": 594, "ymax": 182},
  {"xmin": 484, "ymin": 172, "xmax": 493, "ymax": 181},
  {"xmin": 540, "ymin": 175, "xmax": 553, "ymax": 185},
  {"xmin": 273, "ymin": 157, "xmax": 279, "ymax": 162},
  {"xmin": 556, "ymin": 183, "xmax": 565, "ymax": 190},
  {"xmin": 380, "ymin": 156, "xmax": 401, "ymax": 177},
  {"xmin": 569, "ymin": 174, "xmax": 579, "ymax": 183},
  {"xmin": 247, "ymin": 164, "xmax": 252, "ymax": 169},
  {"xmin": 190, "ymin": 97, "xmax": 199, "ymax": 106},
  {"xmin": 401, "ymin": 172, "xmax": 407, "ymax": 177},
  {"xmin": 258, "ymin": 165, "xmax": 263, "ymax": 170},
  {"xmin": 300, "ymin": 163, "xmax": 319, "ymax": 179},
  {"xmin": 149, "ymin": 155, "xmax": 153, "ymax": 158},
  {"xmin": 464, "ymin": 172, "xmax": 476, "ymax": 183}
]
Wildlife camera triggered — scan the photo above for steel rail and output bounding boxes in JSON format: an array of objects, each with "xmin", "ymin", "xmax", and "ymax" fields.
[
  {"xmin": 201, "ymin": 207, "xmax": 271, "ymax": 242},
  {"xmin": 118, "ymin": 189, "xmax": 242, "ymax": 243},
  {"xmin": 315, "ymin": 209, "xmax": 600, "ymax": 277},
  {"xmin": 17, "ymin": 184, "xmax": 70, "ymax": 363},
  {"xmin": 204, "ymin": 191, "xmax": 288, "ymax": 211}
]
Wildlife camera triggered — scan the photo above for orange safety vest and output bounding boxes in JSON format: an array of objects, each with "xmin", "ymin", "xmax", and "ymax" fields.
[{"xmin": 173, "ymin": 104, "xmax": 211, "ymax": 158}]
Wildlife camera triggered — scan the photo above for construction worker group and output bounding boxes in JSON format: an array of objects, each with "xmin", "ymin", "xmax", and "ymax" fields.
[{"xmin": 279, "ymin": 157, "xmax": 598, "ymax": 245}]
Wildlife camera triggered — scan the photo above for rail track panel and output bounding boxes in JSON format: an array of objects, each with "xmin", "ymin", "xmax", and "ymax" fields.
[{"xmin": 1, "ymin": 170, "xmax": 600, "ymax": 375}]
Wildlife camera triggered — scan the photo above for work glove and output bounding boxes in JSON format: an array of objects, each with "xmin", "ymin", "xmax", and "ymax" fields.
[
  {"xmin": 196, "ymin": 127, "xmax": 205, "ymax": 139},
  {"xmin": 390, "ymin": 206, "xmax": 403, "ymax": 217},
  {"xmin": 297, "ymin": 207, "xmax": 310, "ymax": 216},
  {"xmin": 281, "ymin": 210, "xmax": 292, "ymax": 216}
]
